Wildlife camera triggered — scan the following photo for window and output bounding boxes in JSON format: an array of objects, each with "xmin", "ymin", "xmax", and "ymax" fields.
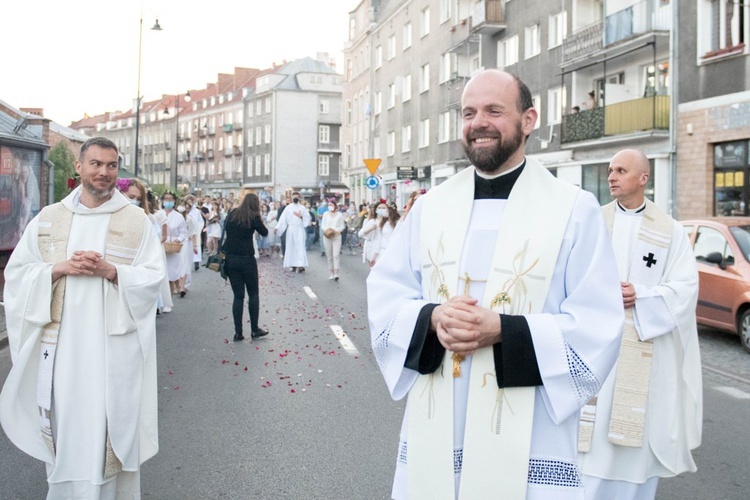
[
  {"xmin": 255, "ymin": 127, "xmax": 262, "ymax": 145},
  {"xmin": 388, "ymin": 84, "xmax": 396, "ymax": 109},
  {"xmin": 375, "ymin": 92, "xmax": 383, "ymax": 114},
  {"xmin": 549, "ymin": 11, "xmax": 567, "ymax": 48},
  {"xmin": 547, "ymin": 87, "xmax": 566, "ymax": 125},
  {"xmin": 402, "ymin": 74, "xmax": 412, "ymax": 102},
  {"xmin": 642, "ymin": 62, "xmax": 669, "ymax": 97},
  {"xmin": 246, "ymin": 156, "xmax": 252, "ymax": 176},
  {"xmin": 264, "ymin": 124, "xmax": 271, "ymax": 144},
  {"xmin": 248, "ymin": 104, "xmax": 253, "ymax": 118},
  {"xmin": 255, "ymin": 155, "xmax": 261, "ymax": 176},
  {"xmin": 264, "ymin": 154, "xmax": 270, "ymax": 175},
  {"xmin": 497, "ymin": 35, "xmax": 519, "ymax": 68},
  {"xmin": 713, "ymin": 141, "xmax": 750, "ymax": 216},
  {"xmin": 373, "ymin": 135, "xmax": 381, "ymax": 158},
  {"xmin": 404, "ymin": 22, "xmax": 412, "ymax": 49},
  {"xmin": 402, "ymin": 125, "xmax": 411, "ymax": 152},
  {"xmin": 387, "ymin": 131, "xmax": 396, "ymax": 156},
  {"xmin": 388, "ymin": 35, "xmax": 396, "ymax": 60},
  {"xmin": 319, "ymin": 125, "xmax": 331, "ymax": 144},
  {"xmin": 440, "ymin": 52, "xmax": 455, "ymax": 83},
  {"xmin": 318, "ymin": 155, "xmax": 330, "ymax": 176},
  {"xmin": 581, "ymin": 164, "xmax": 611, "ymax": 205},
  {"xmin": 422, "ymin": 7, "xmax": 431, "ymax": 37},
  {"xmin": 524, "ymin": 24, "xmax": 541, "ymax": 59},
  {"xmin": 320, "ymin": 100, "xmax": 330, "ymax": 114},
  {"xmin": 255, "ymin": 101, "xmax": 262, "ymax": 115},
  {"xmin": 375, "ymin": 45, "xmax": 383, "ymax": 68},
  {"xmin": 419, "ymin": 119, "xmax": 430, "ymax": 148},
  {"xmin": 346, "ymin": 101, "xmax": 352, "ymax": 125},
  {"xmin": 699, "ymin": 0, "xmax": 748, "ymax": 57},
  {"xmin": 420, "ymin": 64, "xmax": 430, "ymax": 93},
  {"xmin": 438, "ymin": 111, "xmax": 451, "ymax": 143},
  {"xmin": 346, "ymin": 59, "xmax": 353, "ymax": 81},
  {"xmin": 440, "ymin": 0, "xmax": 451, "ymax": 22},
  {"xmin": 265, "ymin": 98, "xmax": 272, "ymax": 113},
  {"xmin": 694, "ymin": 226, "xmax": 734, "ymax": 264},
  {"xmin": 532, "ymin": 95, "xmax": 542, "ymax": 130}
]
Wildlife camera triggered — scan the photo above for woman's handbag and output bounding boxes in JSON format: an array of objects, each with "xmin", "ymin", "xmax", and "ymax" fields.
[
  {"xmin": 163, "ymin": 241, "xmax": 183, "ymax": 254},
  {"xmin": 205, "ymin": 252, "xmax": 224, "ymax": 272},
  {"xmin": 323, "ymin": 227, "xmax": 336, "ymax": 239}
]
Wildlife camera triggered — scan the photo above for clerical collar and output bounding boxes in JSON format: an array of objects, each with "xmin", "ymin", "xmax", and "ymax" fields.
[
  {"xmin": 616, "ymin": 200, "xmax": 646, "ymax": 214},
  {"xmin": 474, "ymin": 160, "xmax": 526, "ymax": 200}
]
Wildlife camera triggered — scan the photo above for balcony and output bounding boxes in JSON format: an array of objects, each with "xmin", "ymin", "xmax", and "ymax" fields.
[
  {"xmin": 561, "ymin": 95, "xmax": 669, "ymax": 144},
  {"xmin": 222, "ymin": 124, "xmax": 234, "ymax": 133},
  {"xmin": 471, "ymin": 0, "xmax": 505, "ymax": 35},
  {"xmin": 207, "ymin": 149, "xmax": 214, "ymax": 159},
  {"xmin": 199, "ymin": 128, "xmax": 207, "ymax": 137},
  {"xmin": 448, "ymin": 18, "xmax": 479, "ymax": 55},
  {"xmin": 207, "ymin": 126, "xmax": 216, "ymax": 136},
  {"xmin": 224, "ymin": 148, "xmax": 233, "ymax": 156},
  {"xmin": 562, "ymin": 22, "xmax": 603, "ymax": 63},
  {"xmin": 233, "ymin": 122, "xmax": 243, "ymax": 131},
  {"xmin": 233, "ymin": 146, "xmax": 242, "ymax": 156}
]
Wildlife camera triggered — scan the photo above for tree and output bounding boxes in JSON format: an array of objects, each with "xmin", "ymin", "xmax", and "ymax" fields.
[{"xmin": 49, "ymin": 142, "xmax": 76, "ymax": 202}]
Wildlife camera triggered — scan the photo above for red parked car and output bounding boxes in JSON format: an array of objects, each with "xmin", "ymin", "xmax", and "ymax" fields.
[{"xmin": 681, "ymin": 217, "xmax": 750, "ymax": 353}]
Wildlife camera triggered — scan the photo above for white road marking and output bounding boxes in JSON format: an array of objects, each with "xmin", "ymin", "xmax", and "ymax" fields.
[
  {"xmin": 303, "ymin": 286, "xmax": 317, "ymax": 300},
  {"xmin": 330, "ymin": 325, "xmax": 360, "ymax": 356},
  {"xmin": 714, "ymin": 386, "xmax": 750, "ymax": 400}
]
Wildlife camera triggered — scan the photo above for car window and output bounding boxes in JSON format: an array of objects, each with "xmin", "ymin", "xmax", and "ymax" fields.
[
  {"xmin": 694, "ymin": 226, "xmax": 734, "ymax": 264},
  {"xmin": 729, "ymin": 225, "xmax": 750, "ymax": 261}
]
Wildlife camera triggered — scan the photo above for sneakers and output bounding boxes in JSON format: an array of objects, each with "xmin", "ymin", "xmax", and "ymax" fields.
[
  {"xmin": 251, "ymin": 328, "xmax": 269, "ymax": 339},
  {"xmin": 233, "ymin": 333, "xmax": 245, "ymax": 341},
  {"xmin": 297, "ymin": 267, "xmax": 305, "ymax": 273},
  {"xmin": 329, "ymin": 274, "xmax": 335, "ymax": 280}
]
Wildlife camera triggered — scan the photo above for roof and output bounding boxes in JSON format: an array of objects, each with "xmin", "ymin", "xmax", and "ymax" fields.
[
  {"xmin": 49, "ymin": 121, "xmax": 89, "ymax": 143},
  {"xmin": 0, "ymin": 98, "xmax": 48, "ymax": 147},
  {"xmin": 274, "ymin": 57, "xmax": 339, "ymax": 90}
]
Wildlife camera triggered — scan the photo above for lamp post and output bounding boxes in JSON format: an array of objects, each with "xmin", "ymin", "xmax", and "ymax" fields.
[
  {"xmin": 133, "ymin": 16, "xmax": 162, "ymax": 179},
  {"xmin": 163, "ymin": 91, "xmax": 191, "ymax": 190}
]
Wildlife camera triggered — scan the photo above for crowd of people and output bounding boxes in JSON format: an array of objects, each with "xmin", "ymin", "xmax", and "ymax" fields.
[{"xmin": 1, "ymin": 70, "xmax": 704, "ymax": 500}]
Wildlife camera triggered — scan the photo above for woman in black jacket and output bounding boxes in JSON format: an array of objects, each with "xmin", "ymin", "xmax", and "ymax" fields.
[{"xmin": 222, "ymin": 193, "xmax": 269, "ymax": 341}]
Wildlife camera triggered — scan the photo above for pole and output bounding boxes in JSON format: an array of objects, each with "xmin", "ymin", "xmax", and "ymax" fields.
[
  {"xmin": 174, "ymin": 94, "xmax": 179, "ymax": 190},
  {"xmin": 134, "ymin": 16, "xmax": 143, "ymax": 179}
]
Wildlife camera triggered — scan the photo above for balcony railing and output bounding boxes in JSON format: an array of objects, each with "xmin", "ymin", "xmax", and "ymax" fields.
[
  {"xmin": 561, "ymin": 95, "xmax": 669, "ymax": 144},
  {"xmin": 562, "ymin": 22, "xmax": 603, "ymax": 63},
  {"xmin": 471, "ymin": 0, "xmax": 505, "ymax": 34},
  {"xmin": 605, "ymin": 0, "xmax": 671, "ymax": 46}
]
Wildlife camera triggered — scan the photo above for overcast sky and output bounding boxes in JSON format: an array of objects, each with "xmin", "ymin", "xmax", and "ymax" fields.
[{"xmin": 3, "ymin": 0, "xmax": 359, "ymax": 125}]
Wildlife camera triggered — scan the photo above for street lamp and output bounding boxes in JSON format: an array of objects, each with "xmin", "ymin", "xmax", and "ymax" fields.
[{"xmin": 133, "ymin": 16, "xmax": 162, "ymax": 179}]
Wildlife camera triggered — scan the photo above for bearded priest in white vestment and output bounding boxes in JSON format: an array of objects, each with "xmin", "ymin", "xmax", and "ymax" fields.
[
  {"xmin": 275, "ymin": 193, "xmax": 311, "ymax": 272},
  {"xmin": 0, "ymin": 137, "xmax": 164, "ymax": 499},
  {"xmin": 578, "ymin": 149, "xmax": 702, "ymax": 500},
  {"xmin": 367, "ymin": 70, "xmax": 624, "ymax": 499}
]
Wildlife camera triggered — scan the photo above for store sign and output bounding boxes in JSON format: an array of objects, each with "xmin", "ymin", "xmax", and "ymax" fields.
[
  {"xmin": 397, "ymin": 166, "xmax": 416, "ymax": 180},
  {"xmin": 416, "ymin": 166, "xmax": 431, "ymax": 180},
  {"xmin": 714, "ymin": 141, "xmax": 748, "ymax": 168}
]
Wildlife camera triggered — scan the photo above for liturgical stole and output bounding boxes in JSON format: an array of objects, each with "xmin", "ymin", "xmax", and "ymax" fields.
[
  {"xmin": 579, "ymin": 200, "xmax": 673, "ymax": 452},
  {"xmin": 36, "ymin": 201, "xmax": 145, "ymax": 476},
  {"xmin": 408, "ymin": 162, "xmax": 579, "ymax": 499}
]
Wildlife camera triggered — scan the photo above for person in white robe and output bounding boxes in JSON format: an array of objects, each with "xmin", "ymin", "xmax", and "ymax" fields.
[
  {"xmin": 275, "ymin": 193, "xmax": 310, "ymax": 272},
  {"xmin": 178, "ymin": 201, "xmax": 199, "ymax": 293},
  {"xmin": 578, "ymin": 149, "xmax": 702, "ymax": 500},
  {"xmin": 185, "ymin": 195, "xmax": 204, "ymax": 270},
  {"xmin": 159, "ymin": 192, "xmax": 188, "ymax": 296},
  {"xmin": 0, "ymin": 137, "xmax": 164, "ymax": 499},
  {"xmin": 367, "ymin": 70, "xmax": 624, "ymax": 499}
]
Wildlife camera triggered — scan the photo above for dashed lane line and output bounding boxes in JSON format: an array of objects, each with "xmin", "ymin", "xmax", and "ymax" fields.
[
  {"xmin": 330, "ymin": 325, "xmax": 360, "ymax": 356},
  {"xmin": 703, "ymin": 363, "xmax": 750, "ymax": 386},
  {"xmin": 303, "ymin": 286, "xmax": 318, "ymax": 300},
  {"xmin": 713, "ymin": 386, "xmax": 750, "ymax": 400}
]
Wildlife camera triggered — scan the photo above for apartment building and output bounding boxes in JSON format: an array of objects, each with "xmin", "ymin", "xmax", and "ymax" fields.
[
  {"xmin": 243, "ymin": 57, "xmax": 343, "ymax": 204},
  {"xmin": 343, "ymin": 0, "xmax": 679, "ymax": 213},
  {"xmin": 677, "ymin": 0, "xmax": 750, "ymax": 219}
]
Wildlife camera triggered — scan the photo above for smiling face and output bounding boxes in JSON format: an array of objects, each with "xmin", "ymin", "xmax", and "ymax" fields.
[
  {"xmin": 75, "ymin": 145, "xmax": 119, "ymax": 204},
  {"xmin": 461, "ymin": 71, "xmax": 536, "ymax": 174}
]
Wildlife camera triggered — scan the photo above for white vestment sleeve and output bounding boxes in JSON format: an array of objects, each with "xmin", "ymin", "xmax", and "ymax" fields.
[
  {"xmin": 525, "ymin": 192, "xmax": 624, "ymax": 424},
  {"xmin": 632, "ymin": 224, "xmax": 696, "ymax": 341},
  {"xmin": 367, "ymin": 199, "xmax": 430, "ymax": 400},
  {"xmin": 302, "ymin": 208, "xmax": 312, "ymax": 228}
]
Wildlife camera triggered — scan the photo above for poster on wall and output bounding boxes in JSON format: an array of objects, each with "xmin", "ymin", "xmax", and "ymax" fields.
[{"xmin": 0, "ymin": 146, "xmax": 42, "ymax": 251}]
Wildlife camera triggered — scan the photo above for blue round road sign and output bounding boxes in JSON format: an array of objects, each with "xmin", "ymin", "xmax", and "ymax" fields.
[{"xmin": 365, "ymin": 175, "xmax": 380, "ymax": 190}]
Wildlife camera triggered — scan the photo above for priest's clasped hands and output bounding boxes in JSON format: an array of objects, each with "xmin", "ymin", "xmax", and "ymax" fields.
[
  {"xmin": 52, "ymin": 250, "xmax": 118, "ymax": 284},
  {"xmin": 430, "ymin": 296, "xmax": 502, "ymax": 356}
]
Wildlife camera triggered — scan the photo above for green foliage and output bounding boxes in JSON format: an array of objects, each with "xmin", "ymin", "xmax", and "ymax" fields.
[{"xmin": 49, "ymin": 142, "xmax": 76, "ymax": 202}]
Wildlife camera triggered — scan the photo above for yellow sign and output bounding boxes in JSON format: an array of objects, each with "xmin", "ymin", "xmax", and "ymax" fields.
[
  {"xmin": 716, "ymin": 173, "xmax": 724, "ymax": 188},
  {"xmin": 735, "ymin": 171, "xmax": 744, "ymax": 186},
  {"xmin": 364, "ymin": 158, "xmax": 381, "ymax": 175},
  {"xmin": 725, "ymin": 172, "xmax": 735, "ymax": 188}
]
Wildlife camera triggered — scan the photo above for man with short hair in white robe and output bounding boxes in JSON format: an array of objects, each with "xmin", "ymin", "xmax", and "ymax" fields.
[
  {"xmin": 275, "ymin": 192, "xmax": 311, "ymax": 273},
  {"xmin": 0, "ymin": 137, "xmax": 164, "ymax": 499},
  {"xmin": 578, "ymin": 149, "xmax": 702, "ymax": 499},
  {"xmin": 367, "ymin": 70, "xmax": 624, "ymax": 499}
]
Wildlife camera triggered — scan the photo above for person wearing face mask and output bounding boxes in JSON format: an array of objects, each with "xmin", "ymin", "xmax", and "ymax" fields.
[
  {"xmin": 176, "ymin": 201, "xmax": 199, "ymax": 296},
  {"xmin": 321, "ymin": 201, "xmax": 346, "ymax": 280},
  {"xmin": 275, "ymin": 192, "xmax": 311, "ymax": 273},
  {"xmin": 370, "ymin": 202, "xmax": 400, "ymax": 267},
  {"xmin": 316, "ymin": 200, "xmax": 329, "ymax": 256},
  {"xmin": 159, "ymin": 192, "xmax": 188, "ymax": 296}
]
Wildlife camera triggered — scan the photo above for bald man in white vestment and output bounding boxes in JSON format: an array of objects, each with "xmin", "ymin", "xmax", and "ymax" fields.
[
  {"xmin": 367, "ymin": 70, "xmax": 624, "ymax": 499},
  {"xmin": 578, "ymin": 149, "xmax": 702, "ymax": 499},
  {"xmin": 0, "ymin": 137, "xmax": 165, "ymax": 499}
]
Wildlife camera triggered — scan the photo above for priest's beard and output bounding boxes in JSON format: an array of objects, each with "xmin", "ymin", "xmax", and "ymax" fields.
[
  {"xmin": 463, "ymin": 121, "xmax": 524, "ymax": 174},
  {"xmin": 82, "ymin": 178, "xmax": 115, "ymax": 200}
]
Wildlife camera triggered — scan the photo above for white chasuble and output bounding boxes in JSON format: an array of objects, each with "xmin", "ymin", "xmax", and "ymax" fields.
[{"xmin": 579, "ymin": 200, "xmax": 702, "ymax": 487}]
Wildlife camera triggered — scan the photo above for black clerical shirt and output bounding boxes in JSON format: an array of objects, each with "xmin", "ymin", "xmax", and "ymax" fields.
[{"xmin": 404, "ymin": 162, "xmax": 543, "ymax": 388}]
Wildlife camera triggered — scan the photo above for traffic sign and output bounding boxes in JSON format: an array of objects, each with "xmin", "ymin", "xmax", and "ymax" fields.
[
  {"xmin": 364, "ymin": 158, "xmax": 381, "ymax": 175},
  {"xmin": 365, "ymin": 175, "xmax": 380, "ymax": 190}
]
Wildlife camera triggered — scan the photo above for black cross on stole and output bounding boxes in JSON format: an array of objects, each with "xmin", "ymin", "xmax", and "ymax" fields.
[{"xmin": 643, "ymin": 252, "xmax": 657, "ymax": 268}]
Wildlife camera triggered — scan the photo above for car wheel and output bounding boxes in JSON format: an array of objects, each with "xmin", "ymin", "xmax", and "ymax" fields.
[{"xmin": 739, "ymin": 310, "xmax": 750, "ymax": 354}]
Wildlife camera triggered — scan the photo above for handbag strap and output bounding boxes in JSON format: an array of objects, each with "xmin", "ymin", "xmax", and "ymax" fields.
[{"xmin": 218, "ymin": 219, "xmax": 227, "ymax": 254}]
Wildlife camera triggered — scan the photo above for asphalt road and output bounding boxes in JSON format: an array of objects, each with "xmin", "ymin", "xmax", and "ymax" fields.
[{"xmin": 1, "ymin": 247, "xmax": 749, "ymax": 499}]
